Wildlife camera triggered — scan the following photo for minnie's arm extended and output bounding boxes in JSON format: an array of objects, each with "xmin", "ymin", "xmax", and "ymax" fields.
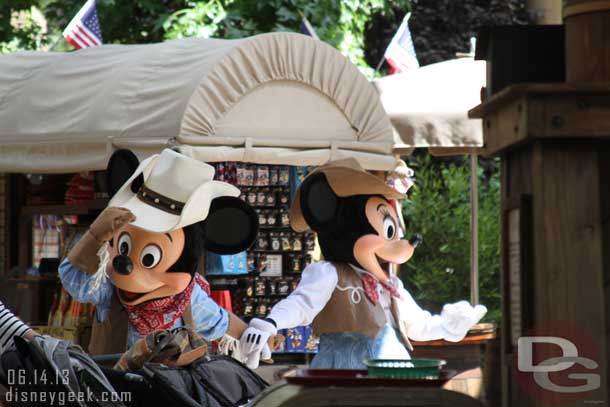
[{"xmin": 393, "ymin": 276, "xmax": 487, "ymax": 342}]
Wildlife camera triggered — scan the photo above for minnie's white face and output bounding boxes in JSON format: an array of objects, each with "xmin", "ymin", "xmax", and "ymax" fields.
[{"xmin": 353, "ymin": 197, "xmax": 415, "ymax": 283}]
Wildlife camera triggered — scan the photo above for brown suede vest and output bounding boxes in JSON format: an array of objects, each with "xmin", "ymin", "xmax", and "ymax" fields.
[
  {"xmin": 88, "ymin": 292, "xmax": 195, "ymax": 355},
  {"xmin": 312, "ymin": 262, "xmax": 411, "ymax": 349}
]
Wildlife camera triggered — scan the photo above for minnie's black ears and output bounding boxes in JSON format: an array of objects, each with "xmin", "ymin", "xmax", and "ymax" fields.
[
  {"xmin": 203, "ymin": 196, "xmax": 259, "ymax": 254},
  {"xmin": 107, "ymin": 149, "xmax": 142, "ymax": 198},
  {"xmin": 300, "ymin": 173, "xmax": 340, "ymax": 231}
]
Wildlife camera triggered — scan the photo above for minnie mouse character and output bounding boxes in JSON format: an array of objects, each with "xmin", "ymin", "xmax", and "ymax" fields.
[
  {"xmin": 240, "ymin": 158, "xmax": 486, "ymax": 369},
  {"xmin": 60, "ymin": 149, "xmax": 257, "ymax": 355}
]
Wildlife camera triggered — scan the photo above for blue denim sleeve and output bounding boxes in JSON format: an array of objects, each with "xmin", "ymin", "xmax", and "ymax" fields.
[
  {"xmin": 190, "ymin": 285, "xmax": 229, "ymax": 341},
  {"xmin": 58, "ymin": 259, "xmax": 113, "ymax": 312}
]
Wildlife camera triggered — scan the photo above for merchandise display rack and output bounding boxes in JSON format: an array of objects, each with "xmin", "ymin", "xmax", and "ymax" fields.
[{"xmin": 210, "ymin": 162, "xmax": 319, "ymax": 354}]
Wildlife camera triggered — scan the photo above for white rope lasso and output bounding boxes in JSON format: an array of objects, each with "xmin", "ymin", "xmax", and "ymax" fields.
[
  {"xmin": 336, "ymin": 285, "xmax": 365, "ymax": 304},
  {"xmin": 218, "ymin": 335, "xmax": 242, "ymax": 360},
  {"xmin": 89, "ymin": 242, "xmax": 110, "ymax": 291}
]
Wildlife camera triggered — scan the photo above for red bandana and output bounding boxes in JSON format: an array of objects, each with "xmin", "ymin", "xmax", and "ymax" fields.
[
  {"xmin": 362, "ymin": 273, "xmax": 402, "ymax": 305},
  {"xmin": 123, "ymin": 273, "xmax": 210, "ymax": 337}
]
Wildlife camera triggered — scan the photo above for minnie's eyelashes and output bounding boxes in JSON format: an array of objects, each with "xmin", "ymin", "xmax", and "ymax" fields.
[{"xmin": 379, "ymin": 207, "xmax": 392, "ymax": 218}]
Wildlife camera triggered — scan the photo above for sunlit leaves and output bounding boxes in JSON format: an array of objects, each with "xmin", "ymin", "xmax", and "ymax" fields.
[{"xmin": 402, "ymin": 154, "xmax": 501, "ymax": 322}]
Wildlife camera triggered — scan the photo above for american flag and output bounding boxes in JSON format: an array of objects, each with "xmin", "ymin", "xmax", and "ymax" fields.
[
  {"xmin": 383, "ymin": 12, "xmax": 419, "ymax": 74},
  {"xmin": 63, "ymin": 0, "xmax": 103, "ymax": 49}
]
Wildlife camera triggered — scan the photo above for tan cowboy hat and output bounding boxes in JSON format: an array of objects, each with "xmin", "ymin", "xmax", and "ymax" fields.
[
  {"xmin": 109, "ymin": 149, "xmax": 240, "ymax": 233},
  {"xmin": 290, "ymin": 158, "xmax": 406, "ymax": 232}
]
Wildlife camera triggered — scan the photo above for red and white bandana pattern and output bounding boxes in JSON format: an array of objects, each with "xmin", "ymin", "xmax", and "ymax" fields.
[
  {"xmin": 361, "ymin": 273, "xmax": 402, "ymax": 305},
  {"xmin": 123, "ymin": 273, "xmax": 210, "ymax": 336}
]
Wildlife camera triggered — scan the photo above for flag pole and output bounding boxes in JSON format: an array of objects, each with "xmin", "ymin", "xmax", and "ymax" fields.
[{"xmin": 374, "ymin": 56, "xmax": 385, "ymax": 73}]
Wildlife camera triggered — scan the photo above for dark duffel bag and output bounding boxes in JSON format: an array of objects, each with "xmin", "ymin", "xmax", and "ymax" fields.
[{"xmin": 102, "ymin": 355, "xmax": 268, "ymax": 407}]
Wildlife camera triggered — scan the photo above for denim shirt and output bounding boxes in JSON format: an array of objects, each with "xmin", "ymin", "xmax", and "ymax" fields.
[{"xmin": 58, "ymin": 259, "xmax": 229, "ymax": 348}]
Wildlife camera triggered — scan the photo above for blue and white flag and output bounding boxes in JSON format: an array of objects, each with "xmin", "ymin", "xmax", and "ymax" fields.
[{"xmin": 384, "ymin": 12, "xmax": 418, "ymax": 73}]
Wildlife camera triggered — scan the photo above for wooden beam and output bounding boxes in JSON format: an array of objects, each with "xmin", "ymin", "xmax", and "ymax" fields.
[
  {"xmin": 469, "ymin": 82, "xmax": 610, "ymax": 119},
  {"xmin": 469, "ymin": 83, "xmax": 610, "ymax": 155}
]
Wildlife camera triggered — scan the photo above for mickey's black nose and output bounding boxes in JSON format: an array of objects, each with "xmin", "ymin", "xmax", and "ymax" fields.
[{"xmin": 112, "ymin": 255, "xmax": 133, "ymax": 275}]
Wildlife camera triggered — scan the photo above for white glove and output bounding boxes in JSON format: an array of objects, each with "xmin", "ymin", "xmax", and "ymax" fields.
[
  {"xmin": 239, "ymin": 318, "xmax": 277, "ymax": 369},
  {"xmin": 440, "ymin": 301, "xmax": 487, "ymax": 342}
]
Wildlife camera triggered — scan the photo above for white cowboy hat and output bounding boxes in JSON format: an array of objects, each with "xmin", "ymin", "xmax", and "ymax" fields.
[{"xmin": 109, "ymin": 149, "xmax": 240, "ymax": 233}]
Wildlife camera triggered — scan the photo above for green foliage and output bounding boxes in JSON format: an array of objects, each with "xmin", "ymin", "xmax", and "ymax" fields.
[
  {"xmin": 402, "ymin": 154, "xmax": 501, "ymax": 323},
  {"xmin": 161, "ymin": 0, "xmax": 409, "ymax": 78},
  {"xmin": 12, "ymin": 0, "xmax": 408, "ymax": 77},
  {"xmin": 1, "ymin": 0, "xmax": 530, "ymax": 75},
  {"xmin": 0, "ymin": 4, "xmax": 48, "ymax": 54},
  {"xmin": 43, "ymin": 0, "xmax": 192, "ymax": 49}
]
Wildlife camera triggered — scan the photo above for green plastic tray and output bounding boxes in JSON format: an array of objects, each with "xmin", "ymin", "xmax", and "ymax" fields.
[{"xmin": 363, "ymin": 358, "xmax": 446, "ymax": 379}]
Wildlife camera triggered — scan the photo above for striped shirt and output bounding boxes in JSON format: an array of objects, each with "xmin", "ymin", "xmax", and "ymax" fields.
[{"xmin": 0, "ymin": 303, "xmax": 31, "ymax": 353}]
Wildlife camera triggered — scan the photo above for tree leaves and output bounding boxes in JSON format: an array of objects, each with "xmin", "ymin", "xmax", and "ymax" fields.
[
  {"xmin": 402, "ymin": 154, "xmax": 501, "ymax": 322},
  {"xmin": 0, "ymin": 4, "xmax": 47, "ymax": 53}
]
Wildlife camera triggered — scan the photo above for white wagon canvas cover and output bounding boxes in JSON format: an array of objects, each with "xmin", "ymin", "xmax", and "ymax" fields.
[{"xmin": 0, "ymin": 32, "xmax": 396, "ymax": 173}]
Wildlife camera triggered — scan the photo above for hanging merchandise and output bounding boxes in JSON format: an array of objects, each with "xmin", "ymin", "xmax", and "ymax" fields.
[
  {"xmin": 211, "ymin": 162, "xmax": 320, "ymax": 355},
  {"xmin": 64, "ymin": 172, "xmax": 95, "ymax": 205},
  {"xmin": 32, "ymin": 215, "xmax": 63, "ymax": 267},
  {"xmin": 206, "ymin": 252, "xmax": 248, "ymax": 276}
]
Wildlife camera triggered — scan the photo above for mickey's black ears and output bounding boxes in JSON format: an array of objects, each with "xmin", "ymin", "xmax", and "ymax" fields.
[
  {"xmin": 300, "ymin": 172, "xmax": 340, "ymax": 231},
  {"xmin": 107, "ymin": 149, "xmax": 142, "ymax": 198},
  {"xmin": 203, "ymin": 196, "xmax": 259, "ymax": 254}
]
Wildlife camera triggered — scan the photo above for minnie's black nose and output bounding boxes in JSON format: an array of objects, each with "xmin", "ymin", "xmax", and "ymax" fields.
[
  {"xmin": 113, "ymin": 255, "xmax": 133, "ymax": 275},
  {"xmin": 409, "ymin": 233, "xmax": 423, "ymax": 248}
]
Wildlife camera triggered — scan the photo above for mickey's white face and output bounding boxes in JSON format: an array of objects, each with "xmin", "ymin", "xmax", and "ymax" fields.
[
  {"xmin": 108, "ymin": 224, "xmax": 191, "ymax": 306},
  {"xmin": 353, "ymin": 197, "xmax": 415, "ymax": 283}
]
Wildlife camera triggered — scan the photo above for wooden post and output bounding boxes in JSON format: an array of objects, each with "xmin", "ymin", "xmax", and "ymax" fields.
[
  {"xmin": 470, "ymin": 6, "xmax": 610, "ymax": 406},
  {"xmin": 471, "ymin": 81, "xmax": 610, "ymax": 407},
  {"xmin": 564, "ymin": 2, "xmax": 610, "ymax": 403},
  {"xmin": 564, "ymin": 1, "xmax": 610, "ymax": 82},
  {"xmin": 470, "ymin": 2, "xmax": 610, "ymax": 389},
  {"xmin": 469, "ymin": 154, "xmax": 479, "ymax": 305}
]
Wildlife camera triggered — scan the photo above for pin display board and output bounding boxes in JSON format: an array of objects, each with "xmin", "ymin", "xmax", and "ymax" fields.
[{"xmin": 211, "ymin": 162, "xmax": 319, "ymax": 354}]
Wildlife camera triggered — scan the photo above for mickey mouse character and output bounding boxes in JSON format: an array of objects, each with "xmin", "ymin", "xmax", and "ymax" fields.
[
  {"xmin": 60, "ymin": 149, "xmax": 257, "ymax": 355},
  {"xmin": 240, "ymin": 158, "xmax": 487, "ymax": 369}
]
